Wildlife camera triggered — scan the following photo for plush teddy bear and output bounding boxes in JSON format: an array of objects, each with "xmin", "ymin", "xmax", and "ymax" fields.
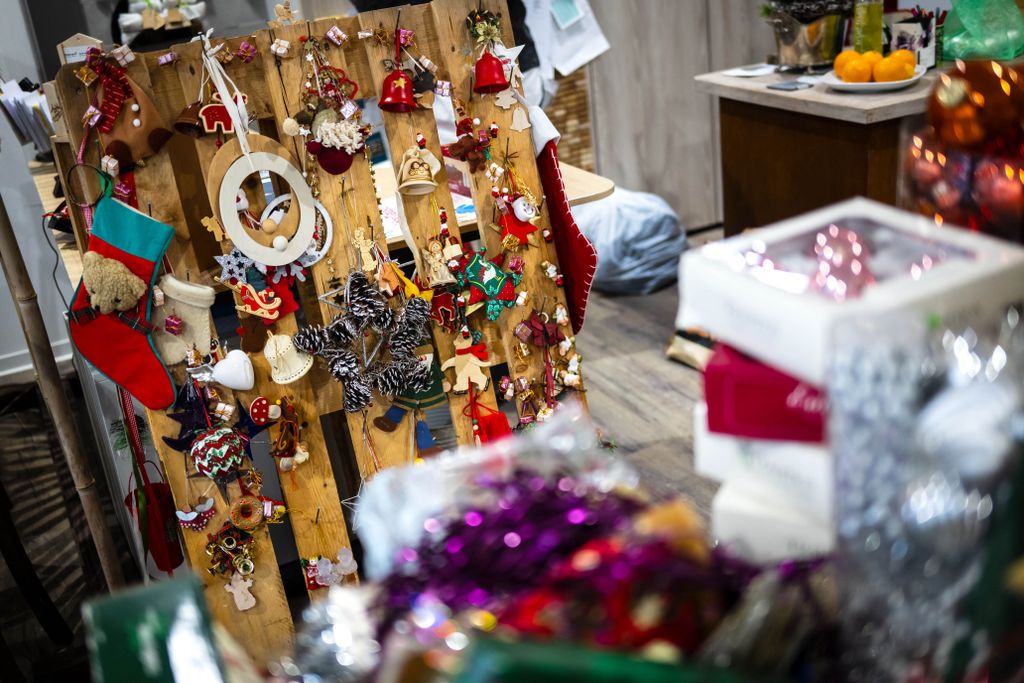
[
  {"xmin": 81, "ymin": 251, "xmax": 147, "ymax": 314},
  {"xmin": 448, "ymin": 135, "xmax": 487, "ymax": 174}
]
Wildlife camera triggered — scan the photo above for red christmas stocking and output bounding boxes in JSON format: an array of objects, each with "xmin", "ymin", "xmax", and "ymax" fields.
[
  {"xmin": 69, "ymin": 191, "xmax": 176, "ymax": 409},
  {"xmin": 536, "ymin": 139, "xmax": 598, "ymax": 335}
]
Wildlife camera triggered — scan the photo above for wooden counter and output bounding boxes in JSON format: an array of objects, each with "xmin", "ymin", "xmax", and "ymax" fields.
[{"xmin": 696, "ymin": 66, "xmax": 937, "ymax": 235}]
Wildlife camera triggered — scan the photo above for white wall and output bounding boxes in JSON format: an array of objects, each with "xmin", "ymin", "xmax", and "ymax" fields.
[{"xmin": 0, "ymin": 115, "xmax": 74, "ymax": 383}]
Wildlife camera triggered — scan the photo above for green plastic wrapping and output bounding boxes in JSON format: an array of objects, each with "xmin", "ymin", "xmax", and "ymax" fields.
[{"xmin": 944, "ymin": 0, "xmax": 1024, "ymax": 60}]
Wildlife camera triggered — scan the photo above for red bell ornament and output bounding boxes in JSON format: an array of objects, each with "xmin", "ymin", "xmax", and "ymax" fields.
[
  {"xmin": 474, "ymin": 51, "xmax": 509, "ymax": 94},
  {"xmin": 380, "ymin": 68, "xmax": 416, "ymax": 113}
]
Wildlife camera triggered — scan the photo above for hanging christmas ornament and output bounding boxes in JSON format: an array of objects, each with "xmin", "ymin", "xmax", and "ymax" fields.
[
  {"xmin": 396, "ymin": 144, "xmax": 441, "ymax": 195},
  {"xmin": 453, "ymin": 251, "xmax": 522, "ymax": 320},
  {"xmin": 373, "ymin": 348, "xmax": 448, "ymax": 457},
  {"xmin": 190, "ymin": 425, "xmax": 248, "ymax": 481},
  {"xmin": 292, "ymin": 271, "xmax": 433, "ymax": 412},
  {"xmin": 467, "ymin": 10, "xmax": 510, "ymax": 94},
  {"xmin": 380, "ymin": 66, "xmax": 415, "ymax": 112},
  {"xmin": 176, "ymin": 495, "xmax": 216, "ymax": 532},
  {"xmin": 441, "ymin": 333, "xmax": 493, "ymax": 393}
]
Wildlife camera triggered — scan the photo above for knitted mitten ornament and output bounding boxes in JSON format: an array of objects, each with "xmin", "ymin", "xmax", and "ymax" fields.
[
  {"xmin": 152, "ymin": 274, "xmax": 216, "ymax": 365},
  {"xmin": 68, "ymin": 191, "xmax": 176, "ymax": 409}
]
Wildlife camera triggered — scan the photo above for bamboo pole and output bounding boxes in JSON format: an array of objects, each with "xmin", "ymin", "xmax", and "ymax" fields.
[{"xmin": 0, "ymin": 193, "xmax": 125, "ymax": 591}]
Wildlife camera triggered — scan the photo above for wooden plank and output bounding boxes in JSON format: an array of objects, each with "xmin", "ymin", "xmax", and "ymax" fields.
[
  {"xmin": 358, "ymin": 5, "xmax": 502, "ymax": 446},
  {"xmin": 172, "ymin": 32, "xmax": 358, "ymax": 605},
  {"xmin": 428, "ymin": 0, "xmax": 587, "ymax": 419},
  {"xmin": 52, "ymin": 58, "xmax": 295, "ymax": 657},
  {"xmin": 258, "ymin": 16, "xmax": 417, "ymax": 474}
]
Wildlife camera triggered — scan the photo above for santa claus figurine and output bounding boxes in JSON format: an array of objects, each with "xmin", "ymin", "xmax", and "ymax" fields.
[{"xmin": 494, "ymin": 192, "xmax": 540, "ymax": 250}]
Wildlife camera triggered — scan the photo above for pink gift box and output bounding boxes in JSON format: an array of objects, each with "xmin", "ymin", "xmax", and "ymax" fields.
[{"xmin": 703, "ymin": 343, "xmax": 826, "ymax": 444}]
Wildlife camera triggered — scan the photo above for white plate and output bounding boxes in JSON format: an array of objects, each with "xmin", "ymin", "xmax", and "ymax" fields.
[{"xmin": 822, "ymin": 64, "xmax": 927, "ymax": 92}]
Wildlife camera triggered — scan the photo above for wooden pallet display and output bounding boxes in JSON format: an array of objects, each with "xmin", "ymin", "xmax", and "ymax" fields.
[{"xmin": 48, "ymin": 0, "xmax": 587, "ymax": 660}]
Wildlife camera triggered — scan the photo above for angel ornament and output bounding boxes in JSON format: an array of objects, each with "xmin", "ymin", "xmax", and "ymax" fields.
[
  {"xmin": 423, "ymin": 238, "xmax": 456, "ymax": 287},
  {"xmin": 353, "ymin": 228, "xmax": 377, "ymax": 273}
]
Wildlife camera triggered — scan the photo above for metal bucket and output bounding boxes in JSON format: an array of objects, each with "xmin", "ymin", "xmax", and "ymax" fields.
[{"xmin": 770, "ymin": 12, "xmax": 846, "ymax": 71}]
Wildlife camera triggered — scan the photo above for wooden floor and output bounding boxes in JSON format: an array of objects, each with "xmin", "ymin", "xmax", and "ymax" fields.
[{"xmin": 577, "ymin": 284, "xmax": 717, "ymax": 519}]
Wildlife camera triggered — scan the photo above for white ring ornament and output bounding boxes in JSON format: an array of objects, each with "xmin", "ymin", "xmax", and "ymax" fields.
[
  {"xmin": 260, "ymin": 194, "xmax": 333, "ymax": 265},
  {"xmin": 217, "ymin": 151, "xmax": 316, "ymax": 266}
]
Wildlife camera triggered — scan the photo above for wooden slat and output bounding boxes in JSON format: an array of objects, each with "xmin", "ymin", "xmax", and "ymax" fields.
[
  {"xmin": 358, "ymin": 5, "xmax": 501, "ymax": 446},
  {"xmin": 259, "ymin": 16, "xmax": 416, "ymax": 475},
  {"xmin": 428, "ymin": 0, "xmax": 587, "ymax": 417},
  {"xmin": 171, "ymin": 31, "xmax": 358, "ymax": 609}
]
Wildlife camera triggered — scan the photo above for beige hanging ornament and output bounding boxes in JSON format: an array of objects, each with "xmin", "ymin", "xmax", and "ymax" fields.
[
  {"xmin": 511, "ymin": 106, "xmax": 531, "ymax": 132},
  {"xmin": 396, "ymin": 146, "xmax": 441, "ymax": 195}
]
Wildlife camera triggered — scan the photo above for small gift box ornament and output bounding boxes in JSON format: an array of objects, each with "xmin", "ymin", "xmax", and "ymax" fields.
[
  {"xmin": 516, "ymin": 290, "xmax": 530, "ymax": 307},
  {"xmin": 325, "ymin": 25, "xmax": 347, "ymax": 46},
  {"xmin": 164, "ymin": 314, "xmax": 184, "ymax": 336},
  {"xmin": 111, "ymin": 45, "xmax": 135, "ymax": 66},
  {"xmin": 152, "ymin": 286, "xmax": 165, "ymax": 307},
  {"xmin": 435, "ymin": 80, "xmax": 452, "ymax": 97},
  {"xmin": 100, "ymin": 154, "xmax": 120, "ymax": 178},
  {"xmin": 236, "ymin": 40, "xmax": 258, "ymax": 63},
  {"xmin": 270, "ymin": 39, "xmax": 290, "ymax": 57},
  {"xmin": 210, "ymin": 401, "xmax": 235, "ymax": 423},
  {"xmin": 357, "ymin": 29, "xmax": 374, "ymax": 40},
  {"xmin": 499, "ymin": 375, "xmax": 514, "ymax": 400},
  {"xmin": 75, "ymin": 65, "xmax": 98, "ymax": 86},
  {"xmin": 158, "ymin": 51, "xmax": 178, "ymax": 66}
]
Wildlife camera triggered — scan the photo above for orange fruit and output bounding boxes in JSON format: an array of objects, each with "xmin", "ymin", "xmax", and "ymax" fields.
[
  {"xmin": 833, "ymin": 49, "xmax": 861, "ymax": 79},
  {"xmin": 861, "ymin": 51, "xmax": 884, "ymax": 68},
  {"xmin": 874, "ymin": 56, "xmax": 908, "ymax": 82},
  {"xmin": 891, "ymin": 48, "xmax": 917, "ymax": 69},
  {"xmin": 842, "ymin": 58, "xmax": 872, "ymax": 83}
]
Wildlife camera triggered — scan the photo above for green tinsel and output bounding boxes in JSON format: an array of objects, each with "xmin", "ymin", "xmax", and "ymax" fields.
[{"xmin": 109, "ymin": 417, "xmax": 151, "ymax": 452}]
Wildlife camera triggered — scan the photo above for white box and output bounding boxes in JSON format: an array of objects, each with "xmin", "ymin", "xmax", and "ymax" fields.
[
  {"xmin": 711, "ymin": 479, "xmax": 833, "ymax": 564},
  {"xmin": 680, "ymin": 198, "xmax": 1024, "ymax": 386},
  {"xmin": 693, "ymin": 402, "xmax": 833, "ymax": 524}
]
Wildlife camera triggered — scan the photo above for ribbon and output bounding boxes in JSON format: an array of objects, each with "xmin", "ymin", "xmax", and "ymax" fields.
[
  {"xmin": 524, "ymin": 312, "xmax": 564, "ymax": 407},
  {"xmin": 193, "ymin": 30, "xmax": 252, "ymax": 165},
  {"xmin": 85, "ymin": 48, "xmax": 132, "ymax": 134},
  {"xmin": 455, "ymin": 342, "xmax": 489, "ymax": 361}
]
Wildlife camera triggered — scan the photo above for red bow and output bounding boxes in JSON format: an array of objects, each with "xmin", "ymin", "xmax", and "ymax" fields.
[
  {"xmin": 456, "ymin": 342, "xmax": 489, "ymax": 361},
  {"xmin": 86, "ymin": 48, "xmax": 132, "ymax": 134}
]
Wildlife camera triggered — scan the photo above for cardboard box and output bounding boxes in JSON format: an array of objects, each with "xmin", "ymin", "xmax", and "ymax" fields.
[
  {"xmin": 711, "ymin": 479, "xmax": 833, "ymax": 564},
  {"xmin": 694, "ymin": 401, "xmax": 832, "ymax": 523},
  {"xmin": 680, "ymin": 198, "xmax": 1024, "ymax": 386}
]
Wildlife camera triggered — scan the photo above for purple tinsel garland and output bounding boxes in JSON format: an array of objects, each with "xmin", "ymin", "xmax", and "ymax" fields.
[{"xmin": 373, "ymin": 468, "xmax": 641, "ymax": 633}]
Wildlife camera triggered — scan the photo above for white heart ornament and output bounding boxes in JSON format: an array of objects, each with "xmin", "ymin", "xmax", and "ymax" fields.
[{"xmin": 212, "ymin": 349, "xmax": 255, "ymax": 391}]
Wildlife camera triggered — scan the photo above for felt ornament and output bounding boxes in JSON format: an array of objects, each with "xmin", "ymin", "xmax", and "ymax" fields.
[
  {"xmin": 214, "ymin": 248, "xmax": 255, "ymax": 284},
  {"xmin": 453, "ymin": 251, "xmax": 521, "ymax": 321},
  {"xmin": 85, "ymin": 48, "xmax": 173, "ymax": 169},
  {"xmin": 237, "ymin": 315, "xmax": 270, "ymax": 353},
  {"xmin": 492, "ymin": 194, "xmax": 540, "ymax": 250},
  {"xmin": 176, "ymin": 496, "xmax": 216, "ymax": 532},
  {"xmin": 152, "ymin": 274, "xmax": 216, "ymax": 365},
  {"xmin": 440, "ymin": 334, "xmax": 493, "ymax": 394},
  {"xmin": 373, "ymin": 350, "xmax": 448, "ymax": 457},
  {"xmin": 68, "ymin": 192, "xmax": 176, "ymax": 410},
  {"xmin": 292, "ymin": 272, "xmax": 433, "ymax": 412}
]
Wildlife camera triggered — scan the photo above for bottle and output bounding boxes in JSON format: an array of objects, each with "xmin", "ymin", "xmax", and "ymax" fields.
[{"xmin": 852, "ymin": 0, "xmax": 884, "ymax": 53}]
